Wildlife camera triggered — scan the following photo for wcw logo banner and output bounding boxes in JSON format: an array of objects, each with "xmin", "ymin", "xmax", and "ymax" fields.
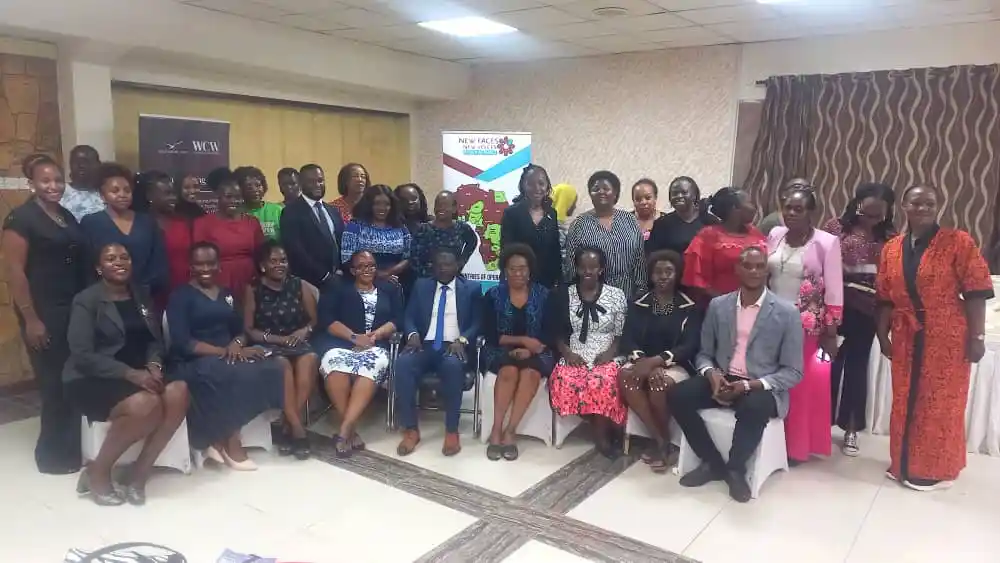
[{"xmin": 138, "ymin": 114, "xmax": 230, "ymax": 213}]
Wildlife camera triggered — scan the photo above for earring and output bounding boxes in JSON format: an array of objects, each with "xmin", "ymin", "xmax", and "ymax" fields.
[{"xmin": 95, "ymin": 270, "xmax": 102, "ymax": 278}]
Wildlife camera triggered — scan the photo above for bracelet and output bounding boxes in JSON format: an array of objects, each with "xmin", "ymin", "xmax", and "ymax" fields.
[
  {"xmin": 147, "ymin": 361, "xmax": 163, "ymax": 371},
  {"xmin": 233, "ymin": 337, "xmax": 245, "ymax": 347},
  {"xmin": 741, "ymin": 380, "xmax": 751, "ymax": 394},
  {"xmin": 263, "ymin": 330, "xmax": 270, "ymax": 344}
]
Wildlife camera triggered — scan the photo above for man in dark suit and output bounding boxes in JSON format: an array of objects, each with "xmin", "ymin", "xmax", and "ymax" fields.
[
  {"xmin": 395, "ymin": 247, "xmax": 481, "ymax": 457},
  {"xmin": 279, "ymin": 163, "xmax": 344, "ymax": 288}
]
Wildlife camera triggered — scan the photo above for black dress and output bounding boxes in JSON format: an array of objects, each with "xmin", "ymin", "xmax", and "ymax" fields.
[
  {"xmin": 68, "ymin": 300, "xmax": 150, "ymax": 421},
  {"xmin": 500, "ymin": 203, "xmax": 561, "ymax": 289},
  {"xmin": 166, "ymin": 284, "xmax": 285, "ymax": 449},
  {"xmin": 3, "ymin": 200, "xmax": 87, "ymax": 471},
  {"xmin": 252, "ymin": 276, "xmax": 314, "ymax": 358},
  {"xmin": 646, "ymin": 211, "xmax": 716, "ymax": 256}
]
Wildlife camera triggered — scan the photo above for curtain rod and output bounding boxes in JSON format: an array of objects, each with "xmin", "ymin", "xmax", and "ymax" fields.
[{"xmin": 755, "ymin": 79, "xmax": 767, "ymax": 86}]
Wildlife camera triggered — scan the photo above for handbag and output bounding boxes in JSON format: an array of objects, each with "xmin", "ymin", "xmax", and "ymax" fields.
[{"xmin": 64, "ymin": 542, "xmax": 186, "ymax": 562}]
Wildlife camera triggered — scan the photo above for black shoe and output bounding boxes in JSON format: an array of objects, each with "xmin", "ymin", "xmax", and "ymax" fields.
[
  {"xmin": 725, "ymin": 470, "xmax": 752, "ymax": 503},
  {"xmin": 292, "ymin": 436, "xmax": 311, "ymax": 461},
  {"xmin": 273, "ymin": 421, "xmax": 292, "ymax": 456},
  {"xmin": 679, "ymin": 463, "xmax": 725, "ymax": 488}
]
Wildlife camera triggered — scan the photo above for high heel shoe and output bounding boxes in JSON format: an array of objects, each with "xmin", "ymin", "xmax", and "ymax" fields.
[
  {"xmin": 76, "ymin": 469, "xmax": 125, "ymax": 506},
  {"xmin": 221, "ymin": 449, "xmax": 258, "ymax": 471},
  {"xmin": 204, "ymin": 446, "xmax": 226, "ymax": 465}
]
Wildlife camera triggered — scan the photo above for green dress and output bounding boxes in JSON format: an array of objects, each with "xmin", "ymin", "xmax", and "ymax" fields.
[{"xmin": 245, "ymin": 202, "xmax": 284, "ymax": 241}]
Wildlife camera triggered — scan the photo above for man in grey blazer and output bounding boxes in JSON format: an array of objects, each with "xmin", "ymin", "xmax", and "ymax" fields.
[{"xmin": 668, "ymin": 247, "xmax": 803, "ymax": 502}]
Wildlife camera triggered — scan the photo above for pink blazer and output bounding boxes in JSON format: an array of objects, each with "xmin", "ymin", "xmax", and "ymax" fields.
[{"xmin": 767, "ymin": 226, "xmax": 844, "ymax": 333}]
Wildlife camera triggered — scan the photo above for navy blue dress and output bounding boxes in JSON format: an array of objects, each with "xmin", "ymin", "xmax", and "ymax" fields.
[
  {"xmin": 81, "ymin": 211, "xmax": 168, "ymax": 294},
  {"xmin": 166, "ymin": 284, "xmax": 284, "ymax": 449}
]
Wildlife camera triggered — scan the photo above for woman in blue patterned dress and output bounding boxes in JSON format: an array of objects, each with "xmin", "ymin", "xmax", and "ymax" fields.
[
  {"xmin": 482, "ymin": 244, "xmax": 555, "ymax": 461},
  {"xmin": 313, "ymin": 250, "xmax": 402, "ymax": 457},
  {"xmin": 340, "ymin": 184, "xmax": 412, "ymax": 287},
  {"xmin": 412, "ymin": 191, "xmax": 478, "ymax": 278}
]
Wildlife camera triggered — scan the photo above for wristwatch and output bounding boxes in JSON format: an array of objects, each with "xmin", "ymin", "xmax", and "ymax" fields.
[
  {"xmin": 349, "ymin": 333, "xmax": 358, "ymax": 343},
  {"xmin": 972, "ymin": 333, "xmax": 986, "ymax": 341},
  {"xmin": 658, "ymin": 351, "xmax": 674, "ymax": 365},
  {"xmin": 456, "ymin": 336, "xmax": 469, "ymax": 346}
]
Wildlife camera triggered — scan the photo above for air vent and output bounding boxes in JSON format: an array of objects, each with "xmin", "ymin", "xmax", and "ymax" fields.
[{"xmin": 592, "ymin": 6, "xmax": 628, "ymax": 18}]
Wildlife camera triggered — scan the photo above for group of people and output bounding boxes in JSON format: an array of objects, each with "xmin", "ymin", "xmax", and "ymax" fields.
[{"xmin": 4, "ymin": 144, "xmax": 992, "ymax": 507}]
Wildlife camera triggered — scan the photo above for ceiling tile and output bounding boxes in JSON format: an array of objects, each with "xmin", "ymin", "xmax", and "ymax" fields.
[
  {"xmin": 457, "ymin": 0, "xmax": 549, "ymax": 14},
  {"xmin": 676, "ymin": 4, "xmax": 780, "ymax": 25},
  {"xmin": 602, "ymin": 12, "xmax": 694, "ymax": 31},
  {"xmin": 181, "ymin": 0, "xmax": 294, "ymax": 20},
  {"xmin": 252, "ymin": 0, "xmax": 347, "ymax": 14},
  {"xmin": 492, "ymin": 7, "xmax": 587, "ymax": 28},
  {"xmin": 555, "ymin": 0, "xmax": 666, "ymax": 19},
  {"xmin": 330, "ymin": 24, "xmax": 428, "ymax": 42},
  {"xmin": 641, "ymin": 25, "xmax": 731, "ymax": 44},
  {"xmin": 331, "ymin": 7, "xmax": 407, "ymax": 27},
  {"xmin": 707, "ymin": 19, "xmax": 806, "ymax": 42},
  {"xmin": 534, "ymin": 21, "xmax": 619, "ymax": 40},
  {"xmin": 366, "ymin": 0, "xmax": 478, "ymax": 22},
  {"xmin": 650, "ymin": 0, "xmax": 754, "ymax": 11},
  {"xmin": 272, "ymin": 13, "xmax": 352, "ymax": 31}
]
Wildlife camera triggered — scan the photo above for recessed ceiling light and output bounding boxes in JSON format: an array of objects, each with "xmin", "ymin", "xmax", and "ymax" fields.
[
  {"xmin": 593, "ymin": 7, "xmax": 629, "ymax": 18},
  {"xmin": 418, "ymin": 17, "xmax": 517, "ymax": 38}
]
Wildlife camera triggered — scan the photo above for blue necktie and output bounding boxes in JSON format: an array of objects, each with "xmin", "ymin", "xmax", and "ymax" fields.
[{"xmin": 433, "ymin": 285, "xmax": 449, "ymax": 350}]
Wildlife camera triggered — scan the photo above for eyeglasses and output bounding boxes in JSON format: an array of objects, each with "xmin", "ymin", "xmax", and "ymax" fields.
[{"xmin": 353, "ymin": 264, "xmax": 377, "ymax": 272}]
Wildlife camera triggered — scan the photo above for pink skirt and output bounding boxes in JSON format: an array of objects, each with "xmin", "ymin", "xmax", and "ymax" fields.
[
  {"xmin": 550, "ymin": 362, "xmax": 626, "ymax": 425},
  {"xmin": 784, "ymin": 335, "xmax": 833, "ymax": 461}
]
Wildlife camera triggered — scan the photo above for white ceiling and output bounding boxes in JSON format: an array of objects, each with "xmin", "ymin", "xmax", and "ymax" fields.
[{"xmin": 175, "ymin": 0, "xmax": 1000, "ymax": 62}]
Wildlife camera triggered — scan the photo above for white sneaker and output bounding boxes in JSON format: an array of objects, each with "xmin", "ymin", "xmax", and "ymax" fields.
[
  {"xmin": 903, "ymin": 479, "xmax": 953, "ymax": 492},
  {"xmin": 842, "ymin": 431, "xmax": 859, "ymax": 457}
]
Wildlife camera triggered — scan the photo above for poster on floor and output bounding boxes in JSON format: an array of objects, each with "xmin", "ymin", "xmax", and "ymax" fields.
[
  {"xmin": 442, "ymin": 131, "xmax": 531, "ymax": 287},
  {"xmin": 138, "ymin": 114, "xmax": 230, "ymax": 213}
]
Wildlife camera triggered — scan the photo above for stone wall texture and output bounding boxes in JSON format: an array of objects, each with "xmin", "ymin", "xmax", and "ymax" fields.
[{"xmin": 0, "ymin": 53, "xmax": 61, "ymax": 388}]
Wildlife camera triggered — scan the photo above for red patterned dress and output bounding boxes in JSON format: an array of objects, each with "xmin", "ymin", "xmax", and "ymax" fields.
[
  {"xmin": 876, "ymin": 227, "xmax": 994, "ymax": 481},
  {"xmin": 682, "ymin": 225, "xmax": 766, "ymax": 301}
]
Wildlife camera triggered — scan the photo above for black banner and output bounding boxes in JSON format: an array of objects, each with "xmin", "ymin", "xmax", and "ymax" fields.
[{"xmin": 138, "ymin": 114, "xmax": 230, "ymax": 213}]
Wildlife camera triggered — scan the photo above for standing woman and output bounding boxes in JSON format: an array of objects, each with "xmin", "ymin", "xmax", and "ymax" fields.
[
  {"xmin": 876, "ymin": 185, "xmax": 993, "ymax": 491},
  {"xmin": 647, "ymin": 176, "xmax": 716, "ymax": 256},
  {"xmin": 81, "ymin": 163, "xmax": 168, "ymax": 295},
  {"xmin": 548, "ymin": 247, "xmax": 628, "ymax": 458},
  {"xmin": 167, "ymin": 242, "xmax": 286, "ymax": 470},
  {"xmin": 412, "ymin": 192, "xmax": 478, "ymax": 279},
  {"xmin": 2, "ymin": 156, "xmax": 87, "ymax": 474},
  {"xmin": 395, "ymin": 183, "xmax": 431, "ymax": 235},
  {"xmin": 565, "ymin": 171, "xmax": 646, "ymax": 298},
  {"xmin": 631, "ymin": 178, "xmax": 664, "ymax": 241},
  {"xmin": 682, "ymin": 187, "xmax": 765, "ymax": 305},
  {"xmin": 193, "ymin": 167, "xmax": 265, "ymax": 303},
  {"xmin": 134, "ymin": 171, "xmax": 202, "ymax": 309},
  {"xmin": 482, "ymin": 244, "xmax": 555, "ymax": 460},
  {"xmin": 313, "ymin": 250, "xmax": 401, "ymax": 457},
  {"xmin": 620, "ymin": 250, "xmax": 701, "ymax": 472},
  {"xmin": 500, "ymin": 165, "xmax": 561, "ymax": 289},
  {"xmin": 331, "ymin": 163, "xmax": 370, "ymax": 223},
  {"xmin": 825, "ymin": 183, "xmax": 896, "ymax": 456},
  {"xmin": 236, "ymin": 166, "xmax": 284, "ymax": 241},
  {"xmin": 766, "ymin": 188, "xmax": 843, "ymax": 463},
  {"xmin": 340, "ymin": 184, "xmax": 412, "ymax": 286},
  {"xmin": 276, "ymin": 167, "xmax": 301, "ymax": 206},
  {"xmin": 550, "ymin": 183, "xmax": 578, "ymax": 264}
]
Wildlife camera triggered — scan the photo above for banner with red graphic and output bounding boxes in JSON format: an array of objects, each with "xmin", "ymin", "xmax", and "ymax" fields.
[
  {"xmin": 138, "ymin": 114, "xmax": 230, "ymax": 213},
  {"xmin": 442, "ymin": 131, "xmax": 531, "ymax": 286}
]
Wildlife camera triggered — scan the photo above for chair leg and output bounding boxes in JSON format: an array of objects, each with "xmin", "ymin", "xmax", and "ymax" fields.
[
  {"xmin": 623, "ymin": 434, "xmax": 630, "ymax": 456},
  {"xmin": 472, "ymin": 370, "xmax": 482, "ymax": 438}
]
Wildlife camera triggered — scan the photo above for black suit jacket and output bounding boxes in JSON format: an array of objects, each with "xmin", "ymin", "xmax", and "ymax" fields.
[{"xmin": 280, "ymin": 197, "xmax": 345, "ymax": 288}]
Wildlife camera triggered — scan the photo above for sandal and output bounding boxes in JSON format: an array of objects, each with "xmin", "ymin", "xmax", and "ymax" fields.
[
  {"xmin": 486, "ymin": 443, "xmax": 503, "ymax": 461},
  {"xmin": 291, "ymin": 436, "xmax": 311, "ymax": 461},
  {"xmin": 501, "ymin": 443, "xmax": 519, "ymax": 461},
  {"xmin": 350, "ymin": 433, "xmax": 366, "ymax": 451},
  {"xmin": 333, "ymin": 435, "xmax": 353, "ymax": 459},
  {"xmin": 645, "ymin": 446, "xmax": 669, "ymax": 474}
]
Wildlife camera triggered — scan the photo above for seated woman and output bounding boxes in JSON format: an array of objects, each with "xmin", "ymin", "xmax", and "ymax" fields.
[
  {"xmin": 243, "ymin": 240, "xmax": 319, "ymax": 460},
  {"xmin": 166, "ymin": 242, "xmax": 286, "ymax": 471},
  {"xmin": 482, "ymin": 244, "xmax": 555, "ymax": 461},
  {"xmin": 313, "ymin": 250, "xmax": 401, "ymax": 458},
  {"xmin": 548, "ymin": 246, "xmax": 628, "ymax": 459},
  {"xmin": 64, "ymin": 243, "xmax": 189, "ymax": 506},
  {"xmin": 340, "ymin": 184, "xmax": 411, "ymax": 287},
  {"xmin": 619, "ymin": 250, "xmax": 702, "ymax": 473}
]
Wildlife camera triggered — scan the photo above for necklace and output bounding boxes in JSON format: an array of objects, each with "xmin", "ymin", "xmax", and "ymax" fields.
[
  {"xmin": 779, "ymin": 229, "xmax": 810, "ymax": 274},
  {"xmin": 35, "ymin": 200, "xmax": 66, "ymax": 227},
  {"xmin": 652, "ymin": 294, "xmax": 675, "ymax": 316}
]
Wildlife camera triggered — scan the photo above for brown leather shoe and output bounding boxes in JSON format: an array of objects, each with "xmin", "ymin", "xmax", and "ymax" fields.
[
  {"xmin": 396, "ymin": 429, "xmax": 420, "ymax": 456},
  {"xmin": 442, "ymin": 432, "xmax": 461, "ymax": 457}
]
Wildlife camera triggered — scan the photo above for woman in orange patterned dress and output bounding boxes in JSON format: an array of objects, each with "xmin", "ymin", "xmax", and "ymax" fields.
[{"xmin": 875, "ymin": 185, "xmax": 993, "ymax": 491}]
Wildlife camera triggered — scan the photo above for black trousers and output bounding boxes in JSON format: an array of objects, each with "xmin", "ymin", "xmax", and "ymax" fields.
[
  {"xmin": 830, "ymin": 307, "xmax": 876, "ymax": 431},
  {"xmin": 667, "ymin": 376, "xmax": 777, "ymax": 473},
  {"xmin": 21, "ymin": 306, "xmax": 80, "ymax": 472}
]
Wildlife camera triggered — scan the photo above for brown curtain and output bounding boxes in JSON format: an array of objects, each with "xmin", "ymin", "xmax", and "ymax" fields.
[{"xmin": 745, "ymin": 65, "xmax": 1000, "ymax": 248}]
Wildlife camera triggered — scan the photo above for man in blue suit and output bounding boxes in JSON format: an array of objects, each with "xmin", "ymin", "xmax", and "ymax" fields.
[{"xmin": 395, "ymin": 247, "xmax": 481, "ymax": 457}]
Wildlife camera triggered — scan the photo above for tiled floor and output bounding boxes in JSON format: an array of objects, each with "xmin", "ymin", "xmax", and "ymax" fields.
[{"xmin": 2, "ymin": 396, "xmax": 1000, "ymax": 562}]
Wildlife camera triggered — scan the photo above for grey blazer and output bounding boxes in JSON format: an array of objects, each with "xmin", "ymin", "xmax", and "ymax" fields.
[
  {"xmin": 63, "ymin": 282, "xmax": 164, "ymax": 384},
  {"xmin": 694, "ymin": 290, "xmax": 804, "ymax": 418}
]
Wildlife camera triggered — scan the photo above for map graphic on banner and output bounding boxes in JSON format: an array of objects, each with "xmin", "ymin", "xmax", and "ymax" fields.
[
  {"xmin": 442, "ymin": 131, "xmax": 531, "ymax": 285},
  {"xmin": 138, "ymin": 114, "xmax": 230, "ymax": 213}
]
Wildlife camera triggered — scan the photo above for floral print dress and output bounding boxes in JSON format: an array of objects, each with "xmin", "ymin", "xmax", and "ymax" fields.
[
  {"xmin": 319, "ymin": 288, "xmax": 390, "ymax": 383},
  {"xmin": 549, "ymin": 285, "xmax": 628, "ymax": 425}
]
